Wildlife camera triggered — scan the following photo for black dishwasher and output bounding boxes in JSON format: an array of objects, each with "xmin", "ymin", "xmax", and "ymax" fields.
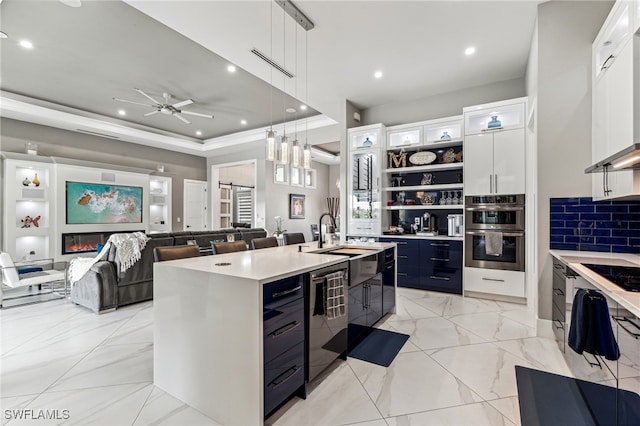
[{"xmin": 307, "ymin": 261, "xmax": 349, "ymax": 383}]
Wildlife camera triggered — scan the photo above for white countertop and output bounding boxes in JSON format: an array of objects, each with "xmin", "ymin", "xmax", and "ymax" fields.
[
  {"xmin": 156, "ymin": 242, "xmax": 395, "ymax": 285},
  {"xmin": 549, "ymin": 249, "xmax": 640, "ymax": 318}
]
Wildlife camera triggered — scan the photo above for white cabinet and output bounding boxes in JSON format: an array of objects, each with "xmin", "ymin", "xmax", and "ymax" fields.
[
  {"xmin": 149, "ymin": 175, "xmax": 172, "ymax": 233},
  {"xmin": 464, "ymin": 129, "xmax": 525, "ymax": 196},
  {"xmin": 348, "ymin": 124, "xmax": 385, "ymax": 236},
  {"xmin": 387, "ymin": 125, "xmax": 421, "ymax": 148},
  {"xmin": 591, "ymin": 1, "xmax": 640, "ymax": 200},
  {"xmin": 463, "ymin": 98, "xmax": 526, "ymax": 196},
  {"xmin": 2, "ymin": 154, "xmax": 55, "ymax": 260}
]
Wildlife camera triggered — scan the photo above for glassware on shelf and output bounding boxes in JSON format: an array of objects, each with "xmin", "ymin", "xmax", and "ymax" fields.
[
  {"xmin": 487, "ymin": 116, "xmax": 502, "ymax": 129},
  {"xmin": 362, "ymin": 137, "xmax": 373, "ymax": 147},
  {"xmin": 440, "ymin": 131, "xmax": 451, "ymax": 141},
  {"xmin": 439, "ymin": 191, "xmax": 447, "ymax": 205},
  {"xmin": 452, "ymin": 191, "xmax": 459, "ymax": 205},
  {"xmin": 393, "ymin": 176, "xmax": 405, "ymax": 187},
  {"xmin": 396, "ymin": 191, "xmax": 406, "ymax": 205},
  {"xmin": 458, "ymin": 191, "xmax": 464, "ymax": 204},
  {"xmin": 446, "ymin": 191, "xmax": 453, "ymax": 205}
]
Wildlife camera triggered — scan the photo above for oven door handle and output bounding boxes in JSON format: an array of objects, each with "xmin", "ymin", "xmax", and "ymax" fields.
[
  {"xmin": 465, "ymin": 206, "xmax": 525, "ymax": 211},
  {"xmin": 465, "ymin": 230, "xmax": 525, "ymax": 237}
]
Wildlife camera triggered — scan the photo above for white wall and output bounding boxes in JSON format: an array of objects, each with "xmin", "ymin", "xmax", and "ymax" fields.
[
  {"xmin": 534, "ymin": 0, "xmax": 613, "ymax": 321},
  {"xmin": 362, "ymin": 77, "xmax": 525, "ymax": 126}
]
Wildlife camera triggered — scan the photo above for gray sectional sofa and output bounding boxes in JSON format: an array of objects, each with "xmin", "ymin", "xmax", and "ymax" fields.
[{"xmin": 70, "ymin": 228, "xmax": 267, "ymax": 313}]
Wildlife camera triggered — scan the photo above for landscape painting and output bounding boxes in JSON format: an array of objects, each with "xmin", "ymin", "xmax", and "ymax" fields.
[{"xmin": 66, "ymin": 181, "xmax": 143, "ymax": 224}]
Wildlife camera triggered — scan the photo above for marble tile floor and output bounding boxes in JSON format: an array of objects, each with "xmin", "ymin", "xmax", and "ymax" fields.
[{"xmin": 0, "ymin": 288, "xmax": 571, "ymax": 426}]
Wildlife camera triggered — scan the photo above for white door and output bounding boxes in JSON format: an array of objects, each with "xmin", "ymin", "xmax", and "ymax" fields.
[
  {"xmin": 464, "ymin": 133, "xmax": 494, "ymax": 195},
  {"xmin": 183, "ymin": 179, "xmax": 207, "ymax": 231},
  {"xmin": 493, "ymin": 128, "xmax": 526, "ymax": 195}
]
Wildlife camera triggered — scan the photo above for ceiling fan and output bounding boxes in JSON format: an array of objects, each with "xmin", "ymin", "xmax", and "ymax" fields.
[{"xmin": 113, "ymin": 88, "xmax": 214, "ymax": 124}]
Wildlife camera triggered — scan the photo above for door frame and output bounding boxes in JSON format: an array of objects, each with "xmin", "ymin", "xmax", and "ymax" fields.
[{"xmin": 210, "ymin": 160, "xmax": 257, "ymax": 229}]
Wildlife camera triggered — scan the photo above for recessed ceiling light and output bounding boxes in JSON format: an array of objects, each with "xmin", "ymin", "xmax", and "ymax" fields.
[
  {"xmin": 240, "ymin": 119, "xmax": 247, "ymax": 125},
  {"xmin": 227, "ymin": 65, "xmax": 237, "ymax": 73},
  {"xmin": 196, "ymin": 130, "xmax": 202, "ymax": 136},
  {"xmin": 286, "ymin": 107, "xmax": 296, "ymax": 113},
  {"xmin": 300, "ymin": 104, "xmax": 308, "ymax": 111},
  {"xmin": 117, "ymin": 109, "xmax": 126, "ymax": 116},
  {"xmin": 0, "ymin": 31, "xmax": 8, "ymax": 39},
  {"xmin": 374, "ymin": 70, "xmax": 383, "ymax": 79},
  {"xmin": 465, "ymin": 46, "xmax": 476, "ymax": 56},
  {"xmin": 19, "ymin": 40, "xmax": 33, "ymax": 49}
]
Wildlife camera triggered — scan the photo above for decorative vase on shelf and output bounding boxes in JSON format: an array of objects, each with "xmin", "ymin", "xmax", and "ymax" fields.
[
  {"xmin": 421, "ymin": 173, "xmax": 433, "ymax": 185},
  {"xmin": 22, "ymin": 177, "xmax": 31, "ymax": 186},
  {"xmin": 32, "ymin": 173, "xmax": 40, "ymax": 187},
  {"xmin": 362, "ymin": 137, "xmax": 373, "ymax": 147},
  {"xmin": 440, "ymin": 131, "xmax": 451, "ymax": 141},
  {"xmin": 487, "ymin": 116, "xmax": 502, "ymax": 129}
]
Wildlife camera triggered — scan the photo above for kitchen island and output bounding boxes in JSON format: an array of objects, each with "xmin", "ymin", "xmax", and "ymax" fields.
[{"xmin": 153, "ymin": 242, "xmax": 395, "ymax": 426}]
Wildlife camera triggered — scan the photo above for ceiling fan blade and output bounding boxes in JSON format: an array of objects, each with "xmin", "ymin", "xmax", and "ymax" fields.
[
  {"xmin": 134, "ymin": 88, "xmax": 161, "ymax": 105},
  {"xmin": 144, "ymin": 110, "xmax": 160, "ymax": 117},
  {"xmin": 180, "ymin": 110, "xmax": 214, "ymax": 119},
  {"xmin": 174, "ymin": 113, "xmax": 191, "ymax": 124},
  {"xmin": 112, "ymin": 98, "xmax": 155, "ymax": 107},
  {"xmin": 172, "ymin": 99, "xmax": 194, "ymax": 109}
]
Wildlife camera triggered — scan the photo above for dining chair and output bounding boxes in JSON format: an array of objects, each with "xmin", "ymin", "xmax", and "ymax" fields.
[
  {"xmin": 283, "ymin": 233, "xmax": 305, "ymax": 245},
  {"xmin": 153, "ymin": 245, "xmax": 201, "ymax": 262},
  {"xmin": 211, "ymin": 241, "xmax": 248, "ymax": 254},
  {"xmin": 250, "ymin": 237, "xmax": 279, "ymax": 250}
]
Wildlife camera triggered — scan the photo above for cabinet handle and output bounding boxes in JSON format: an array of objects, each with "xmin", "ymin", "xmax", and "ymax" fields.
[
  {"xmin": 386, "ymin": 264, "xmax": 394, "ymax": 271},
  {"xmin": 397, "ymin": 242, "xmax": 408, "ymax": 245},
  {"xmin": 430, "ymin": 257, "xmax": 450, "ymax": 262},
  {"xmin": 482, "ymin": 278, "xmax": 505, "ymax": 282},
  {"xmin": 600, "ymin": 54, "xmax": 615, "ymax": 71},
  {"xmin": 430, "ymin": 276, "xmax": 450, "ymax": 281},
  {"xmin": 553, "ymin": 263, "xmax": 564, "ymax": 270},
  {"xmin": 268, "ymin": 366, "xmax": 301, "ymax": 389},
  {"xmin": 553, "ymin": 288, "xmax": 565, "ymax": 296},
  {"xmin": 430, "ymin": 243, "xmax": 449, "ymax": 247},
  {"xmin": 398, "ymin": 255, "xmax": 408, "ymax": 259},
  {"xmin": 494, "ymin": 175, "xmax": 498, "ymax": 194},
  {"xmin": 398, "ymin": 272, "xmax": 408, "ymax": 277},
  {"xmin": 603, "ymin": 164, "xmax": 612, "ymax": 196},
  {"xmin": 272, "ymin": 285, "xmax": 302, "ymax": 299},
  {"xmin": 553, "ymin": 320, "xmax": 564, "ymax": 330},
  {"xmin": 489, "ymin": 174, "xmax": 493, "ymax": 193},
  {"xmin": 268, "ymin": 321, "xmax": 302, "ymax": 338},
  {"xmin": 613, "ymin": 316, "xmax": 640, "ymax": 339}
]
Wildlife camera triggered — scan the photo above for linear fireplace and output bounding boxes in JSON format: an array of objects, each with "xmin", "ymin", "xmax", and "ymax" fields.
[{"xmin": 62, "ymin": 232, "xmax": 114, "ymax": 255}]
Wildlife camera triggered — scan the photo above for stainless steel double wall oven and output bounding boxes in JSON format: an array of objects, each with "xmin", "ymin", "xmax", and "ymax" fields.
[{"xmin": 464, "ymin": 194, "xmax": 525, "ymax": 272}]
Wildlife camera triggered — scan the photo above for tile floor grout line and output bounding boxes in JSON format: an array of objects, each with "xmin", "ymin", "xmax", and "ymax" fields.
[
  {"xmin": 130, "ymin": 383, "xmax": 156, "ymax": 425},
  {"xmin": 344, "ymin": 357, "xmax": 390, "ymax": 425}
]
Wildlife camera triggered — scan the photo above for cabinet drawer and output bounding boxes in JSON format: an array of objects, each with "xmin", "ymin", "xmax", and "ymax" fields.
[
  {"xmin": 264, "ymin": 276, "xmax": 303, "ymax": 308},
  {"xmin": 552, "ymin": 303, "xmax": 566, "ymax": 352},
  {"xmin": 264, "ymin": 299, "xmax": 304, "ymax": 364},
  {"xmin": 397, "ymin": 265, "xmax": 421, "ymax": 288},
  {"xmin": 422, "ymin": 268, "xmax": 462, "ymax": 294},
  {"xmin": 264, "ymin": 342, "xmax": 305, "ymax": 417}
]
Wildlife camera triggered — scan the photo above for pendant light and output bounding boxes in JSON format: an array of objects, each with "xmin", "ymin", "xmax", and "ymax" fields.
[
  {"xmin": 279, "ymin": 135, "xmax": 289, "ymax": 164},
  {"xmin": 265, "ymin": 2, "xmax": 276, "ymax": 161},
  {"xmin": 291, "ymin": 22, "xmax": 301, "ymax": 168},
  {"xmin": 292, "ymin": 139, "xmax": 301, "ymax": 167},
  {"xmin": 278, "ymin": 5, "xmax": 289, "ymax": 165},
  {"xmin": 302, "ymin": 27, "xmax": 312, "ymax": 169}
]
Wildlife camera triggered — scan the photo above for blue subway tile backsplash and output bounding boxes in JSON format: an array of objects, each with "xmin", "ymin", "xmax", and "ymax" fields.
[{"xmin": 550, "ymin": 197, "xmax": 640, "ymax": 254}]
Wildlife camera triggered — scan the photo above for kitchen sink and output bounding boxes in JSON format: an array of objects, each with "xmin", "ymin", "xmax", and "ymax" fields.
[{"xmin": 320, "ymin": 248, "xmax": 381, "ymax": 258}]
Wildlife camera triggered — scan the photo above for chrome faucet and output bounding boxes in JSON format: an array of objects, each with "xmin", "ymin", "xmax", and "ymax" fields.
[{"xmin": 317, "ymin": 212, "xmax": 336, "ymax": 248}]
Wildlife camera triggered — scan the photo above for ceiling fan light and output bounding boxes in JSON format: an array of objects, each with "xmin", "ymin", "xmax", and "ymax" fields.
[{"xmin": 266, "ymin": 129, "xmax": 276, "ymax": 161}]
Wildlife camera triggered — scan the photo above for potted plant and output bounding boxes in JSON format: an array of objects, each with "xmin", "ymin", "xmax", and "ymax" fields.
[{"xmin": 273, "ymin": 216, "xmax": 287, "ymax": 239}]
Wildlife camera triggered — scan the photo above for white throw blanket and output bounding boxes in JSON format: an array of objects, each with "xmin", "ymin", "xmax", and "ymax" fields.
[{"xmin": 69, "ymin": 232, "xmax": 150, "ymax": 284}]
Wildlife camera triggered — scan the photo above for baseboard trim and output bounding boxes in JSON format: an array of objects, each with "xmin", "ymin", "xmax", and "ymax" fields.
[{"xmin": 463, "ymin": 290, "xmax": 526, "ymax": 305}]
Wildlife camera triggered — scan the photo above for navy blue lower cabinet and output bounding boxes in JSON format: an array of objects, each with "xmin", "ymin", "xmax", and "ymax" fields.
[
  {"xmin": 419, "ymin": 240, "xmax": 463, "ymax": 294},
  {"xmin": 380, "ymin": 238, "xmax": 421, "ymax": 288},
  {"xmin": 382, "ymin": 253, "xmax": 395, "ymax": 316},
  {"xmin": 263, "ymin": 276, "xmax": 306, "ymax": 419}
]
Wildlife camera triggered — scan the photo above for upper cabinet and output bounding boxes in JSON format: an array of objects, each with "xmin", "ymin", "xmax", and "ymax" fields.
[
  {"xmin": 387, "ymin": 125, "xmax": 422, "ymax": 148},
  {"xmin": 591, "ymin": 0, "xmax": 640, "ymax": 200},
  {"xmin": 350, "ymin": 124, "xmax": 384, "ymax": 150},
  {"xmin": 463, "ymin": 98, "xmax": 527, "ymax": 196}
]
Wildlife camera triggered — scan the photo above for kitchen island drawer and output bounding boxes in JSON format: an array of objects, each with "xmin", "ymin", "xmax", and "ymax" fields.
[
  {"xmin": 264, "ymin": 275, "xmax": 304, "ymax": 308},
  {"xmin": 264, "ymin": 341, "xmax": 305, "ymax": 418},
  {"xmin": 264, "ymin": 299, "xmax": 304, "ymax": 364}
]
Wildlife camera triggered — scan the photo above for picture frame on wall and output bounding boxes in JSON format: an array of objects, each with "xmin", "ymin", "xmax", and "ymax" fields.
[
  {"xmin": 304, "ymin": 169, "xmax": 317, "ymax": 189},
  {"xmin": 274, "ymin": 163, "xmax": 288, "ymax": 185},
  {"xmin": 290, "ymin": 166, "xmax": 303, "ymax": 187},
  {"xmin": 289, "ymin": 193, "xmax": 305, "ymax": 219}
]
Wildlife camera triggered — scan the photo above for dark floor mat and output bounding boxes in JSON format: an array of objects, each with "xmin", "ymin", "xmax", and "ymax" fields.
[{"xmin": 348, "ymin": 328, "xmax": 409, "ymax": 367}]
